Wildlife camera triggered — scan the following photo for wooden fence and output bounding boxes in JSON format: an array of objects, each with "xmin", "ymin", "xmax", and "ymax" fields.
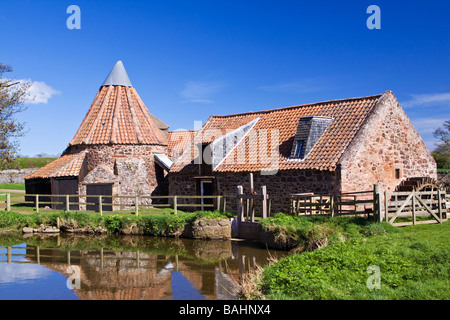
[
  {"xmin": 384, "ymin": 189, "xmax": 448, "ymax": 226},
  {"xmin": 236, "ymin": 185, "xmax": 270, "ymax": 222},
  {"xmin": 1, "ymin": 193, "xmax": 234, "ymax": 216},
  {"xmin": 291, "ymin": 185, "xmax": 449, "ymax": 226},
  {"xmin": 291, "ymin": 185, "xmax": 380, "ymax": 220}
]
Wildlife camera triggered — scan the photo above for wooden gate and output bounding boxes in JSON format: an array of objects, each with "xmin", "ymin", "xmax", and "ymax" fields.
[{"xmin": 384, "ymin": 189, "xmax": 447, "ymax": 226}]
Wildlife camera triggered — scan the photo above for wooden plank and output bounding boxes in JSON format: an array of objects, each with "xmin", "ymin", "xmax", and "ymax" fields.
[
  {"xmin": 415, "ymin": 195, "xmax": 441, "ymax": 223},
  {"xmin": 393, "ymin": 220, "xmax": 440, "ymax": 227},
  {"xmin": 389, "ymin": 192, "xmax": 414, "ymax": 224},
  {"xmin": 237, "ymin": 194, "xmax": 264, "ymax": 200},
  {"xmin": 237, "ymin": 186, "xmax": 244, "ymax": 222},
  {"xmin": 261, "ymin": 186, "xmax": 267, "ymax": 219}
]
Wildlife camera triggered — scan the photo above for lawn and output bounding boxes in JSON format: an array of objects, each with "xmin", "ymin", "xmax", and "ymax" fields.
[
  {"xmin": 12, "ymin": 158, "xmax": 57, "ymax": 169},
  {"xmin": 0, "ymin": 183, "xmax": 25, "ymax": 190},
  {"xmin": 255, "ymin": 217, "xmax": 449, "ymax": 300}
]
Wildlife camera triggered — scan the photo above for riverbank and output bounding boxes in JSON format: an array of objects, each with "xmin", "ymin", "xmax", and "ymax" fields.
[
  {"xmin": 0, "ymin": 210, "xmax": 233, "ymax": 240},
  {"xmin": 241, "ymin": 216, "xmax": 450, "ymax": 300}
]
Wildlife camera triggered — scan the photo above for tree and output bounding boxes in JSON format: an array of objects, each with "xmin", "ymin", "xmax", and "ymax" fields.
[
  {"xmin": 432, "ymin": 120, "xmax": 450, "ymax": 169},
  {"xmin": 0, "ymin": 63, "xmax": 31, "ymax": 169}
]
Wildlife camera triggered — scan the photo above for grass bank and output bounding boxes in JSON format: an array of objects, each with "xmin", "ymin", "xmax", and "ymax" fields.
[
  {"xmin": 243, "ymin": 214, "xmax": 449, "ymax": 300},
  {"xmin": 0, "ymin": 210, "xmax": 232, "ymax": 236}
]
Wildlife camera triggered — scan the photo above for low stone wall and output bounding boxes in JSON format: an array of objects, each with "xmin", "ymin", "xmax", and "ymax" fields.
[
  {"xmin": 182, "ymin": 217, "xmax": 231, "ymax": 240},
  {"xmin": 0, "ymin": 168, "xmax": 37, "ymax": 184}
]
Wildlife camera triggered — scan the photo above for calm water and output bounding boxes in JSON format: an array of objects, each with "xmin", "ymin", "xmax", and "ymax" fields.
[{"xmin": 0, "ymin": 233, "xmax": 284, "ymax": 300}]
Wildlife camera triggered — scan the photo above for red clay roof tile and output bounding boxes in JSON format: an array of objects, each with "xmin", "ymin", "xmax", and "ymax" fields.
[
  {"xmin": 170, "ymin": 93, "xmax": 383, "ymax": 173},
  {"xmin": 24, "ymin": 152, "xmax": 86, "ymax": 180},
  {"xmin": 69, "ymin": 86, "xmax": 167, "ymax": 147}
]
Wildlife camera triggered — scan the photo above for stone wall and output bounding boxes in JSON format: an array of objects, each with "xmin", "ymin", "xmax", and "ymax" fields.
[
  {"xmin": 67, "ymin": 144, "xmax": 168, "ymax": 203},
  {"xmin": 0, "ymin": 168, "xmax": 38, "ymax": 184},
  {"xmin": 169, "ymin": 169, "xmax": 340, "ymax": 214},
  {"xmin": 182, "ymin": 217, "xmax": 231, "ymax": 240},
  {"xmin": 338, "ymin": 91, "xmax": 437, "ymax": 194}
]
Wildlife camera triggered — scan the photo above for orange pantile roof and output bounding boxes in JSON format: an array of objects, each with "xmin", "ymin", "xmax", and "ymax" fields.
[
  {"xmin": 24, "ymin": 152, "xmax": 86, "ymax": 179},
  {"xmin": 69, "ymin": 85, "xmax": 167, "ymax": 147},
  {"xmin": 170, "ymin": 92, "xmax": 385, "ymax": 173},
  {"xmin": 168, "ymin": 130, "xmax": 197, "ymax": 159}
]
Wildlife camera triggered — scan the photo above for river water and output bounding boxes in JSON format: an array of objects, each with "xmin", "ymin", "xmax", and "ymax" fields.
[{"xmin": 0, "ymin": 233, "xmax": 285, "ymax": 300}]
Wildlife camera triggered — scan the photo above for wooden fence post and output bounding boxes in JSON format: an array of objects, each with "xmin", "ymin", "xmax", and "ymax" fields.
[
  {"xmin": 438, "ymin": 189, "xmax": 443, "ymax": 221},
  {"xmin": 135, "ymin": 196, "xmax": 139, "ymax": 216},
  {"xmin": 36, "ymin": 194, "xmax": 39, "ymax": 213},
  {"xmin": 249, "ymin": 173, "xmax": 255, "ymax": 219},
  {"xmin": 216, "ymin": 195, "xmax": 221, "ymax": 211},
  {"xmin": 330, "ymin": 195, "xmax": 334, "ymax": 217},
  {"xmin": 384, "ymin": 191, "xmax": 389, "ymax": 222},
  {"xmin": 261, "ymin": 186, "xmax": 267, "ymax": 219},
  {"xmin": 373, "ymin": 185, "xmax": 382, "ymax": 222},
  {"xmin": 66, "ymin": 195, "xmax": 70, "ymax": 212},
  {"xmin": 412, "ymin": 192, "xmax": 416, "ymax": 226},
  {"xmin": 237, "ymin": 186, "xmax": 244, "ymax": 222},
  {"xmin": 99, "ymin": 195, "xmax": 103, "ymax": 216},
  {"xmin": 173, "ymin": 196, "xmax": 178, "ymax": 215},
  {"xmin": 6, "ymin": 193, "xmax": 10, "ymax": 212}
]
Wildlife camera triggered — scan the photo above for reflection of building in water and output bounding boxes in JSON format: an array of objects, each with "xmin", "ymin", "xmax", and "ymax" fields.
[{"xmin": 17, "ymin": 238, "xmax": 283, "ymax": 300}]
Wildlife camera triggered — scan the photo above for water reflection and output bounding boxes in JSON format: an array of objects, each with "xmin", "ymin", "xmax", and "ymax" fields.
[{"xmin": 0, "ymin": 233, "xmax": 285, "ymax": 300}]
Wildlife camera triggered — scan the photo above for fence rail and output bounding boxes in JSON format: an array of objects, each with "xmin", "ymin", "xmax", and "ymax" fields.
[
  {"xmin": 291, "ymin": 186, "xmax": 379, "ymax": 219},
  {"xmin": 385, "ymin": 189, "xmax": 447, "ymax": 226},
  {"xmin": 291, "ymin": 184, "xmax": 448, "ymax": 226},
  {"xmin": 1, "ymin": 193, "xmax": 236, "ymax": 216}
]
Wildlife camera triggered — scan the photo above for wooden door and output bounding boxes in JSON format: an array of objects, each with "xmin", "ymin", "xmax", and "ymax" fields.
[
  {"xmin": 51, "ymin": 178, "xmax": 79, "ymax": 210},
  {"xmin": 86, "ymin": 184, "xmax": 113, "ymax": 212}
]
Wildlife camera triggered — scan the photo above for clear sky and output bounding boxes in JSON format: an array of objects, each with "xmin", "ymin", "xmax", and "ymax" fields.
[{"xmin": 1, "ymin": 0, "xmax": 449, "ymax": 157}]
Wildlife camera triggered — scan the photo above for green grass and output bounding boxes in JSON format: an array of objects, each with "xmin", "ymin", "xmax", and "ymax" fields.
[
  {"xmin": 437, "ymin": 168, "xmax": 450, "ymax": 172},
  {"xmin": 0, "ymin": 210, "xmax": 231, "ymax": 235},
  {"xmin": 258, "ymin": 218, "xmax": 450, "ymax": 300},
  {"xmin": 0, "ymin": 183, "xmax": 25, "ymax": 190},
  {"xmin": 12, "ymin": 158, "xmax": 56, "ymax": 169}
]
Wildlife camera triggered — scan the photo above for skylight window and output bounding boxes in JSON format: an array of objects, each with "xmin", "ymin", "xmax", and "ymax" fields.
[
  {"xmin": 292, "ymin": 140, "xmax": 305, "ymax": 158},
  {"xmin": 290, "ymin": 116, "xmax": 333, "ymax": 160}
]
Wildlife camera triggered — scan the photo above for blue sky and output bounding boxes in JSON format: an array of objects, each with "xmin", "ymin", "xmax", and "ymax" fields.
[{"xmin": 1, "ymin": 0, "xmax": 449, "ymax": 156}]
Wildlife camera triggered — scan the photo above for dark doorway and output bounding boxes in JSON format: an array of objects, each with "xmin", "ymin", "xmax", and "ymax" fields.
[
  {"xmin": 200, "ymin": 180, "xmax": 214, "ymax": 211},
  {"xmin": 86, "ymin": 184, "xmax": 113, "ymax": 212},
  {"xmin": 25, "ymin": 179, "xmax": 51, "ymax": 205},
  {"xmin": 51, "ymin": 178, "xmax": 79, "ymax": 210}
]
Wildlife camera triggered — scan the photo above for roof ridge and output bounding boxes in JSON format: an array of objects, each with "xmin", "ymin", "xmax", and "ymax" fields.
[{"xmin": 210, "ymin": 92, "xmax": 385, "ymax": 118}]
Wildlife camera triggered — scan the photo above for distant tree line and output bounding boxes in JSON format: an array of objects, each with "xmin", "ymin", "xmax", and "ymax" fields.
[{"xmin": 432, "ymin": 120, "xmax": 450, "ymax": 169}]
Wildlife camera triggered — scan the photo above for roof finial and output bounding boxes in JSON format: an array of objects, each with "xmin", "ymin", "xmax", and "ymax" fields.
[{"xmin": 102, "ymin": 61, "xmax": 132, "ymax": 87}]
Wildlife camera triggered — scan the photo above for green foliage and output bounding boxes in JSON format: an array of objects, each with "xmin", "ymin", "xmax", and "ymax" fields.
[
  {"xmin": 260, "ymin": 220, "xmax": 450, "ymax": 300},
  {"xmin": 0, "ymin": 210, "xmax": 231, "ymax": 235},
  {"xmin": 432, "ymin": 151, "xmax": 450, "ymax": 169},
  {"xmin": 104, "ymin": 215, "xmax": 122, "ymax": 233},
  {"xmin": 0, "ymin": 63, "xmax": 31, "ymax": 169},
  {"xmin": 0, "ymin": 211, "xmax": 33, "ymax": 229},
  {"xmin": 259, "ymin": 213, "xmax": 394, "ymax": 251}
]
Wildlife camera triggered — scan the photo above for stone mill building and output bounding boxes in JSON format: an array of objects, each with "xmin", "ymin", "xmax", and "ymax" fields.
[
  {"xmin": 24, "ymin": 61, "xmax": 438, "ymax": 214},
  {"xmin": 24, "ymin": 61, "xmax": 171, "ymax": 211},
  {"xmin": 169, "ymin": 91, "xmax": 437, "ymax": 213}
]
